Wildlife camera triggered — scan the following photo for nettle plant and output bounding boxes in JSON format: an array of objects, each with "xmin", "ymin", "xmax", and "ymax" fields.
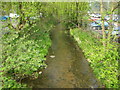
[
  {"xmin": 1, "ymin": 23, "xmax": 52, "ymax": 88},
  {"xmin": 70, "ymin": 28, "xmax": 119, "ymax": 88}
]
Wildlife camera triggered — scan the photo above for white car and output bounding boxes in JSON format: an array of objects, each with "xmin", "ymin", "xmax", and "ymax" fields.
[
  {"xmin": 112, "ymin": 26, "xmax": 120, "ymax": 35},
  {"xmin": 9, "ymin": 13, "xmax": 20, "ymax": 18}
]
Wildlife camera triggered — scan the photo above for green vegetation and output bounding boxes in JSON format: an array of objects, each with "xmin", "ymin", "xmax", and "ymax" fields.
[
  {"xmin": 1, "ymin": 20, "xmax": 53, "ymax": 88},
  {"xmin": 1, "ymin": 2, "xmax": 57, "ymax": 88},
  {"xmin": 70, "ymin": 28, "xmax": 119, "ymax": 88},
  {"xmin": 54, "ymin": 2, "xmax": 89, "ymax": 29},
  {"xmin": 0, "ymin": 1, "xmax": 119, "ymax": 88}
]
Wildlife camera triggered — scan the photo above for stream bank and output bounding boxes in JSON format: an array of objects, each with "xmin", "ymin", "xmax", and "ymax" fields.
[{"xmin": 23, "ymin": 24, "xmax": 99, "ymax": 88}]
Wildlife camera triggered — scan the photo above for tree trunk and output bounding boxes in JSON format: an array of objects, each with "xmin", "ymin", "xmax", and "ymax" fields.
[
  {"xmin": 107, "ymin": 1, "xmax": 119, "ymax": 44},
  {"xmin": 17, "ymin": 2, "xmax": 26, "ymax": 30},
  {"xmin": 107, "ymin": 2, "xmax": 114, "ymax": 45},
  {"xmin": 100, "ymin": 0, "xmax": 106, "ymax": 47},
  {"xmin": 76, "ymin": 2, "xmax": 79, "ymax": 27}
]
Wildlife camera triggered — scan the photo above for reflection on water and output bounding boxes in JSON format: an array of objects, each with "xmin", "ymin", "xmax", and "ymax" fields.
[{"xmin": 23, "ymin": 24, "xmax": 99, "ymax": 88}]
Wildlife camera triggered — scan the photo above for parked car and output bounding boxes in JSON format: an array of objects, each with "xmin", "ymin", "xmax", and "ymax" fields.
[
  {"xmin": 89, "ymin": 17, "xmax": 100, "ymax": 21},
  {"xmin": 105, "ymin": 15, "xmax": 110, "ymax": 20},
  {"xmin": 9, "ymin": 13, "xmax": 19, "ymax": 18},
  {"xmin": 30, "ymin": 15, "xmax": 41, "ymax": 20},
  {"xmin": 89, "ymin": 13, "xmax": 96, "ymax": 17},
  {"xmin": 30, "ymin": 17, "xmax": 37, "ymax": 20},
  {"xmin": 112, "ymin": 26, "xmax": 120, "ymax": 43},
  {"xmin": 112, "ymin": 26, "xmax": 120, "ymax": 35},
  {"xmin": 0, "ymin": 16, "xmax": 9, "ymax": 20},
  {"xmin": 113, "ymin": 18, "xmax": 118, "ymax": 22},
  {"xmin": 90, "ymin": 20, "xmax": 109, "ymax": 30},
  {"xmin": 94, "ymin": 13, "xmax": 101, "ymax": 18}
]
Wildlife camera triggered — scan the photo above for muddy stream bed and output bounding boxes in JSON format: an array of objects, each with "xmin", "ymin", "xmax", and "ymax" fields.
[{"xmin": 23, "ymin": 24, "xmax": 99, "ymax": 88}]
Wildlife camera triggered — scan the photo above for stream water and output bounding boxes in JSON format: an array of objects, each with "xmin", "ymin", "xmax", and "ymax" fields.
[{"xmin": 23, "ymin": 24, "xmax": 99, "ymax": 88}]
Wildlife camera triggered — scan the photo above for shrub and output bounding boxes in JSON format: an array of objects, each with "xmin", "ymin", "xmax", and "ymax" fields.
[
  {"xmin": 70, "ymin": 28, "xmax": 119, "ymax": 88},
  {"xmin": 1, "ymin": 22, "xmax": 53, "ymax": 88}
]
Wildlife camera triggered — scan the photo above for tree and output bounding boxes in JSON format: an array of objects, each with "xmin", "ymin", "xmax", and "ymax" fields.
[{"xmin": 100, "ymin": 0, "xmax": 106, "ymax": 47}]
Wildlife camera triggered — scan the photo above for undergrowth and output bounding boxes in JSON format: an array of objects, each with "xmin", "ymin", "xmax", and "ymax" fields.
[
  {"xmin": 1, "ymin": 20, "xmax": 53, "ymax": 88},
  {"xmin": 70, "ymin": 28, "xmax": 119, "ymax": 88}
]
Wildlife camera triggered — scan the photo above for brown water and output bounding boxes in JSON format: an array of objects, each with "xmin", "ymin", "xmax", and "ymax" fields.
[{"xmin": 24, "ymin": 24, "xmax": 99, "ymax": 88}]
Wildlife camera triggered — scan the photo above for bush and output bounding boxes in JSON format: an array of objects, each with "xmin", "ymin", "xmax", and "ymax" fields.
[
  {"xmin": 1, "ymin": 22, "xmax": 53, "ymax": 88},
  {"xmin": 2, "ymin": 77, "xmax": 27, "ymax": 88},
  {"xmin": 70, "ymin": 28, "xmax": 119, "ymax": 88}
]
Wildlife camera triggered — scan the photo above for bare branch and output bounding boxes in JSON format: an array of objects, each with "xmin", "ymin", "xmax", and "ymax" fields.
[{"xmin": 111, "ymin": 4, "xmax": 119, "ymax": 12}]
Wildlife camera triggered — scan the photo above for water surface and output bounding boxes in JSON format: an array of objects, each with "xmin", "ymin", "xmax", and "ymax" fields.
[{"xmin": 24, "ymin": 24, "xmax": 99, "ymax": 88}]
